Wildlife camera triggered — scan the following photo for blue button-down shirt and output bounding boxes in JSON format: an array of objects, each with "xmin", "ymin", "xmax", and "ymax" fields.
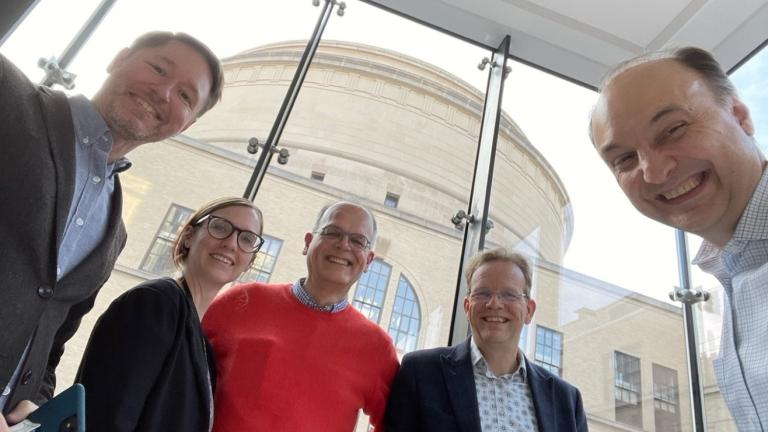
[
  {"xmin": 693, "ymin": 167, "xmax": 768, "ymax": 431},
  {"xmin": 58, "ymin": 95, "xmax": 131, "ymax": 278}
]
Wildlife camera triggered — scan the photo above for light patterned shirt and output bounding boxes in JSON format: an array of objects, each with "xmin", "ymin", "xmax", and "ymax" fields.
[
  {"xmin": 692, "ymin": 167, "xmax": 768, "ymax": 431},
  {"xmin": 470, "ymin": 338, "xmax": 539, "ymax": 432}
]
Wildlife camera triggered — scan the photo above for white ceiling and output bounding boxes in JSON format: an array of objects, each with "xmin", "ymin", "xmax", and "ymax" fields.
[{"xmin": 363, "ymin": 0, "xmax": 768, "ymax": 89}]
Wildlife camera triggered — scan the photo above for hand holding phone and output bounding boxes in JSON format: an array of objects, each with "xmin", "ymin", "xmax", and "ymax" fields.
[{"xmin": 10, "ymin": 385, "xmax": 84, "ymax": 432}]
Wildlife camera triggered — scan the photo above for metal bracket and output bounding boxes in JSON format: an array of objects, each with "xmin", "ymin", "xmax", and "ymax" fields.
[
  {"xmin": 478, "ymin": 57, "xmax": 511, "ymax": 79},
  {"xmin": 38, "ymin": 57, "xmax": 77, "ymax": 89},
  {"xmin": 246, "ymin": 137, "xmax": 290, "ymax": 165},
  {"xmin": 313, "ymin": 0, "xmax": 346, "ymax": 16},
  {"xmin": 669, "ymin": 287, "xmax": 710, "ymax": 305},
  {"xmin": 450, "ymin": 210, "xmax": 476, "ymax": 230},
  {"xmin": 484, "ymin": 218, "xmax": 494, "ymax": 235}
]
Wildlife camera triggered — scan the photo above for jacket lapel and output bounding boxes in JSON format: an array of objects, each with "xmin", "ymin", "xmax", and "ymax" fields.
[
  {"xmin": 441, "ymin": 339, "xmax": 482, "ymax": 432},
  {"xmin": 38, "ymin": 87, "xmax": 76, "ymax": 267},
  {"xmin": 527, "ymin": 358, "xmax": 556, "ymax": 432}
]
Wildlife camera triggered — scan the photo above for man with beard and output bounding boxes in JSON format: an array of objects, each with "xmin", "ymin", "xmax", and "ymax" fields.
[{"xmin": 0, "ymin": 31, "xmax": 223, "ymax": 429}]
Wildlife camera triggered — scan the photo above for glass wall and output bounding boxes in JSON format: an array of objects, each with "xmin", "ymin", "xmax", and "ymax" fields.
[{"xmin": 5, "ymin": 1, "xmax": 766, "ymax": 430}]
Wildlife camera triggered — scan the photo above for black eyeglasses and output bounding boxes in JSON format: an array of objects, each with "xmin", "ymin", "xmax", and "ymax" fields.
[
  {"xmin": 196, "ymin": 214, "xmax": 264, "ymax": 253},
  {"xmin": 314, "ymin": 225, "xmax": 371, "ymax": 250}
]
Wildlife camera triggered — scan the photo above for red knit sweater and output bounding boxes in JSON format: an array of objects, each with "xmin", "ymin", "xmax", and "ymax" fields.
[{"xmin": 203, "ymin": 282, "xmax": 399, "ymax": 431}]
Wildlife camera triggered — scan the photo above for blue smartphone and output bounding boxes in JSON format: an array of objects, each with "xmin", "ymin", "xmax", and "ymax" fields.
[{"xmin": 27, "ymin": 384, "xmax": 85, "ymax": 432}]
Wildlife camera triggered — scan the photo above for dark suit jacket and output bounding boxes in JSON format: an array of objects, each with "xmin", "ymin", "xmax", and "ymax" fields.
[
  {"xmin": 384, "ymin": 338, "xmax": 588, "ymax": 432},
  {"xmin": 76, "ymin": 278, "xmax": 215, "ymax": 432},
  {"xmin": 0, "ymin": 54, "xmax": 127, "ymax": 410}
]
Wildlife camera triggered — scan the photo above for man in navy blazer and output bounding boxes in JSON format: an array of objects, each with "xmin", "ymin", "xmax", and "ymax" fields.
[{"xmin": 384, "ymin": 248, "xmax": 587, "ymax": 432}]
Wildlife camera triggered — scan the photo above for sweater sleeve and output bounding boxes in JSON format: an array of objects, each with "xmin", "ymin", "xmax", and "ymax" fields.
[
  {"xmin": 75, "ymin": 281, "xmax": 180, "ymax": 432},
  {"xmin": 365, "ymin": 337, "xmax": 400, "ymax": 431},
  {"xmin": 383, "ymin": 352, "xmax": 421, "ymax": 432}
]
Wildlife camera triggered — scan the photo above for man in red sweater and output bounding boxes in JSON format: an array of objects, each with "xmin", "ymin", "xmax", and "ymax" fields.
[{"xmin": 203, "ymin": 201, "xmax": 399, "ymax": 431}]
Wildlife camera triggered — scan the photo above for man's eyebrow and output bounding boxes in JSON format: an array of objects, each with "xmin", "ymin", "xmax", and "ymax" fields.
[
  {"xmin": 650, "ymin": 104, "xmax": 687, "ymax": 124},
  {"xmin": 599, "ymin": 105, "xmax": 689, "ymax": 157},
  {"xmin": 155, "ymin": 55, "xmax": 177, "ymax": 69},
  {"xmin": 155, "ymin": 55, "xmax": 201, "ymax": 100},
  {"xmin": 598, "ymin": 141, "xmax": 621, "ymax": 158}
]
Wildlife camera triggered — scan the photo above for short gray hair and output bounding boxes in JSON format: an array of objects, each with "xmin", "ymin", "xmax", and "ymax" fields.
[{"xmin": 312, "ymin": 201, "xmax": 378, "ymax": 246}]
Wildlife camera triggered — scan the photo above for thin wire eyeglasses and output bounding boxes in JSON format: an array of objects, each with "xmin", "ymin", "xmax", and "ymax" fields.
[
  {"xmin": 314, "ymin": 225, "xmax": 371, "ymax": 250},
  {"xmin": 469, "ymin": 291, "xmax": 528, "ymax": 304},
  {"xmin": 196, "ymin": 214, "xmax": 264, "ymax": 253}
]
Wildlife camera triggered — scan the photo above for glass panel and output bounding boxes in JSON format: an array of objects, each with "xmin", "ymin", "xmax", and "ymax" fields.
[
  {"xmin": 487, "ymin": 56, "xmax": 693, "ymax": 429},
  {"xmin": 352, "ymin": 259, "xmax": 392, "ymax": 323},
  {"xmin": 387, "ymin": 274, "xmax": 421, "ymax": 353},
  {"xmin": 615, "ymin": 352, "xmax": 643, "ymax": 428},
  {"xmin": 20, "ymin": 0, "xmax": 324, "ymax": 396},
  {"xmin": 534, "ymin": 325, "xmax": 562, "ymax": 376},
  {"xmin": 1, "ymin": 0, "xmax": 104, "ymax": 81},
  {"xmin": 239, "ymin": 235, "xmax": 284, "ymax": 283},
  {"xmin": 261, "ymin": 3, "xmax": 486, "ymax": 428},
  {"xmin": 139, "ymin": 203, "xmax": 194, "ymax": 276},
  {"xmin": 653, "ymin": 363, "xmax": 682, "ymax": 432}
]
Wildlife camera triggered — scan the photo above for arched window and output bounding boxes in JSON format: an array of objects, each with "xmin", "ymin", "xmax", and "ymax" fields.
[
  {"xmin": 388, "ymin": 275, "xmax": 421, "ymax": 353},
  {"xmin": 352, "ymin": 259, "xmax": 391, "ymax": 323}
]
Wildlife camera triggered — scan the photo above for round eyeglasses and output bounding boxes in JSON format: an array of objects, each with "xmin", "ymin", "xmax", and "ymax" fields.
[{"xmin": 196, "ymin": 214, "xmax": 264, "ymax": 253}]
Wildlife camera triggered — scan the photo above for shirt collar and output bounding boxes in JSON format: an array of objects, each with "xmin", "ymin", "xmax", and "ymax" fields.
[
  {"xmin": 69, "ymin": 95, "xmax": 111, "ymax": 149},
  {"xmin": 469, "ymin": 336, "xmax": 527, "ymax": 380},
  {"xmin": 291, "ymin": 278, "xmax": 349, "ymax": 313},
  {"xmin": 693, "ymin": 166, "xmax": 768, "ymax": 265},
  {"xmin": 109, "ymin": 157, "xmax": 133, "ymax": 176}
]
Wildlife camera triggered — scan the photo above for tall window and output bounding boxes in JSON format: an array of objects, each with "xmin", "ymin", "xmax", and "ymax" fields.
[
  {"xmin": 653, "ymin": 364, "xmax": 681, "ymax": 432},
  {"xmin": 388, "ymin": 275, "xmax": 421, "ymax": 353},
  {"xmin": 534, "ymin": 326, "xmax": 563, "ymax": 376},
  {"xmin": 140, "ymin": 204, "xmax": 193, "ymax": 276},
  {"xmin": 614, "ymin": 351, "xmax": 643, "ymax": 428},
  {"xmin": 353, "ymin": 259, "xmax": 391, "ymax": 323},
  {"xmin": 239, "ymin": 235, "xmax": 284, "ymax": 283}
]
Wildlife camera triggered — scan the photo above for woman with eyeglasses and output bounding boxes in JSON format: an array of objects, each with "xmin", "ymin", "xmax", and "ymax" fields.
[{"xmin": 76, "ymin": 197, "xmax": 264, "ymax": 432}]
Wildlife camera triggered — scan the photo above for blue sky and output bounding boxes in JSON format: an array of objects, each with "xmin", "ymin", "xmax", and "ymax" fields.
[{"xmin": 732, "ymin": 47, "xmax": 768, "ymax": 151}]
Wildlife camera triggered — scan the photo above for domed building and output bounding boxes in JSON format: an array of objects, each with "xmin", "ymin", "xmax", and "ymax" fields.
[{"xmin": 186, "ymin": 39, "xmax": 573, "ymax": 350}]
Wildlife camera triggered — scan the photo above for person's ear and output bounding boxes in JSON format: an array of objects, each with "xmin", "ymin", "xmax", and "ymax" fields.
[
  {"xmin": 463, "ymin": 296, "xmax": 471, "ymax": 317},
  {"xmin": 362, "ymin": 251, "xmax": 375, "ymax": 272},
  {"xmin": 303, "ymin": 232, "xmax": 313, "ymax": 256},
  {"xmin": 732, "ymin": 96, "xmax": 755, "ymax": 136},
  {"xmin": 524, "ymin": 298, "xmax": 537, "ymax": 324},
  {"xmin": 106, "ymin": 48, "xmax": 132, "ymax": 73}
]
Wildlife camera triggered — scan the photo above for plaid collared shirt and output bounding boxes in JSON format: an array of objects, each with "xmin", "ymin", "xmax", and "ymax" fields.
[
  {"xmin": 291, "ymin": 278, "xmax": 349, "ymax": 313},
  {"xmin": 693, "ymin": 167, "xmax": 768, "ymax": 431}
]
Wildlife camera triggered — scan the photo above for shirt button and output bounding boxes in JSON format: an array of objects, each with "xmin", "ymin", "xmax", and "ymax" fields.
[
  {"xmin": 37, "ymin": 286, "xmax": 54, "ymax": 298},
  {"xmin": 92, "ymin": 176, "xmax": 101, "ymax": 183},
  {"xmin": 76, "ymin": 217, "xmax": 84, "ymax": 226},
  {"xmin": 83, "ymin": 137, "xmax": 89, "ymax": 144},
  {"xmin": 56, "ymin": 266, "xmax": 61, "ymax": 276},
  {"xmin": 20, "ymin": 370, "xmax": 33, "ymax": 385}
]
